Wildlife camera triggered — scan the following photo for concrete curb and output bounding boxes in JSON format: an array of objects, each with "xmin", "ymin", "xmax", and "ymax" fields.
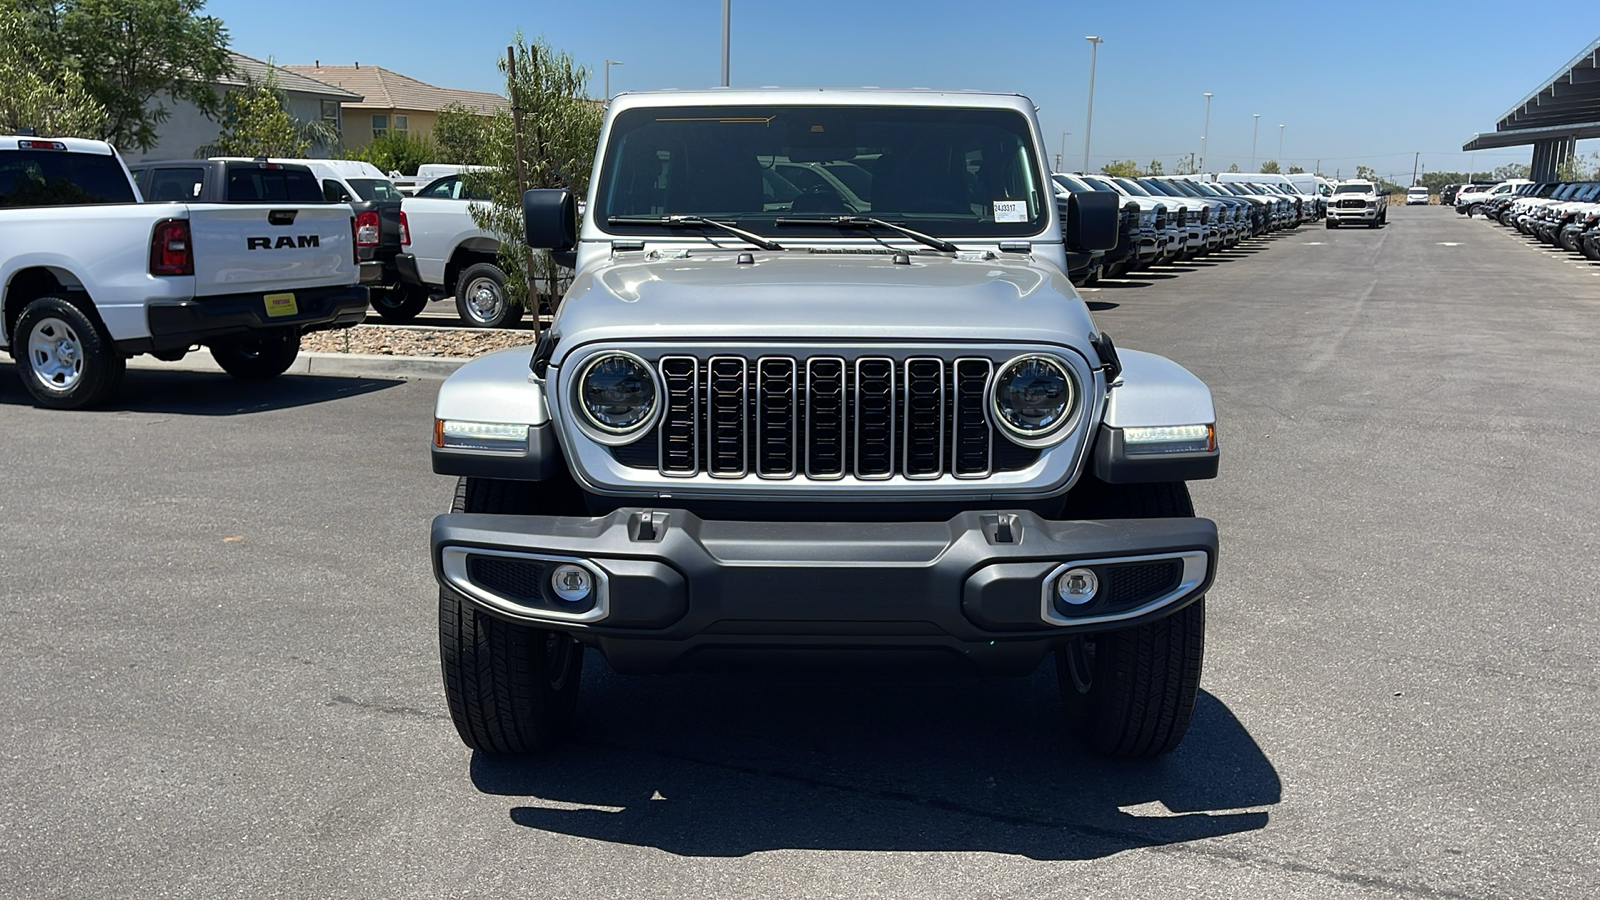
[{"xmin": 0, "ymin": 349, "xmax": 470, "ymax": 380}]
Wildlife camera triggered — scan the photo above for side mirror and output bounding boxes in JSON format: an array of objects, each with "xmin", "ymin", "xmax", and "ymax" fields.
[
  {"xmin": 1064, "ymin": 190, "xmax": 1120, "ymax": 252},
  {"xmin": 523, "ymin": 188, "xmax": 576, "ymax": 251}
]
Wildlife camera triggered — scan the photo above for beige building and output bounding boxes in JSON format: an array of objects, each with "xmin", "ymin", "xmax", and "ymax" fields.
[{"xmin": 281, "ymin": 62, "xmax": 507, "ymax": 151}]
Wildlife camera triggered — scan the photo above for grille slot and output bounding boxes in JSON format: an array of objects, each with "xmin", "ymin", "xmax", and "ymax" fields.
[
  {"xmin": 806, "ymin": 357, "xmax": 847, "ymax": 479},
  {"xmin": 707, "ymin": 355, "xmax": 747, "ymax": 477},
  {"xmin": 659, "ymin": 356, "xmax": 699, "ymax": 476},
  {"xmin": 756, "ymin": 356, "xmax": 797, "ymax": 478},
  {"xmin": 617, "ymin": 354, "xmax": 1048, "ymax": 481},
  {"xmin": 853, "ymin": 357, "xmax": 896, "ymax": 479},
  {"xmin": 1100, "ymin": 560, "xmax": 1184, "ymax": 608}
]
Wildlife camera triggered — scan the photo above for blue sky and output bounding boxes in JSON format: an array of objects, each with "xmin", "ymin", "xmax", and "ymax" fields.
[{"xmin": 212, "ymin": 0, "xmax": 1600, "ymax": 180}]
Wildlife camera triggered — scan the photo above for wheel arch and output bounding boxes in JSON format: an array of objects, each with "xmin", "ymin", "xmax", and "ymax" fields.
[
  {"xmin": 445, "ymin": 241, "xmax": 503, "ymax": 294},
  {"xmin": 3, "ymin": 265, "xmax": 100, "ymax": 348}
]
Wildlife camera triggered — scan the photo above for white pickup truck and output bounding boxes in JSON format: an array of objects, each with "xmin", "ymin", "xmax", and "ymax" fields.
[
  {"xmin": 1, "ymin": 136, "xmax": 368, "ymax": 408},
  {"xmin": 397, "ymin": 173, "xmax": 520, "ymax": 327}
]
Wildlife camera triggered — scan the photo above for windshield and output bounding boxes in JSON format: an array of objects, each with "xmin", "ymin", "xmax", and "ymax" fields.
[
  {"xmin": 1138, "ymin": 179, "xmax": 1181, "ymax": 197},
  {"xmin": 596, "ymin": 104, "xmax": 1047, "ymax": 237},
  {"xmin": 1408, "ymin": 187, "xmax": 1429, "ymax": 194},
  {"xmin": 1334, "ymin": 184, "xmax": 1372, "ymax": 194},
  {"xmin": 1111, "ymin": 177, "xmax": 1153, "ymax": 197},
  {"xmin": 1052, "ymin": 173, "xmax": 1096, "ymax": 194},
  {"xmin": 0, "ymin": 149, "xmax": 136, "ymax": 207},
  {"xmin": 346, "ymin": 177, "xmax": 403, "ymax": 202}
]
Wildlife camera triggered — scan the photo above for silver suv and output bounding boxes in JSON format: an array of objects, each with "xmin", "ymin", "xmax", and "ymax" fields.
[{"xmin": 427, "ymin": 90, "xmax": 1221, "ymax": 759}]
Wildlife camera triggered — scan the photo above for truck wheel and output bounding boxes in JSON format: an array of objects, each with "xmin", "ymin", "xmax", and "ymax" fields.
[
  {"xmin": 455, "ymin": 263, "xmax": 524, "ymax": 329},
  {"xmin": 1057, "ymin": 480, "xmax": 1204, "ymax": 758},
  {"xmin": 439, "ymin": 477, "xmax": 583, "ymax": 754},
  {"xmin": 1325, "ymin": 219, "xmax": 1337, "ymax": 229},
  {"xmin": 371, "ymin": 284, "xmax": 429, "ymax": 323},
  {"xmin": 208, "ymin": 331, "xmax": 300, "ymax": 380},
  {"xmin": 14, "ymin": 296, "xmax": 125, "ymax": 409}
]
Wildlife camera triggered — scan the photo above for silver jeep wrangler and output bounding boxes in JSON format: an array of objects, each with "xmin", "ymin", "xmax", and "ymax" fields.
[{"xmin": 429, "ymin": 90, "xmax": 1220, "ymax": 759}]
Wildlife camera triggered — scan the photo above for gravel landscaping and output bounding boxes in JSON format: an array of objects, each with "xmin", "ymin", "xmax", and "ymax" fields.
[{"xmin": 303, "ymin": 324, "xmax": 537, "ymax": 358}]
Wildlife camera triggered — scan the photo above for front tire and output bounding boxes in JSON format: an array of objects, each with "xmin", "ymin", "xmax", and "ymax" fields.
[
  {"xmin": 1056, "ymin": 480, "xmax": 1206, "ymax": 758},
  {"xmin": 208, "ymin": 330, "xmax": 300, "ymax": 380},
  {"xmin": 14, "ymin": 296, "xmax": 124, "ymax": 409},
  {"xmin": 439, "ymin": 477, "xmax": 584, "ymax": 754},
  {"xmin": 371, "ymin": 284, "xmax": 430, "ymax": 323},
  {"xmin": 455, "ymin": 263, "xmax": 523, "ymax": 329}
]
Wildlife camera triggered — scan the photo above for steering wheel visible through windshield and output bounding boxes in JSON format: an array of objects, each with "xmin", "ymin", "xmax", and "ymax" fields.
[{"xmin": 596, "ymin": 104, "xmax": 1047, "ymax": 238}]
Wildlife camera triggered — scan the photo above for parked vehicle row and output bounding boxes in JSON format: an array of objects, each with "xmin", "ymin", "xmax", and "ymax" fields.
[
  {"xmin": 0, "ymin": 136, "xmax": 368, "ymax": 408},
  {"xmin": 1480, "ymin": 179, "xmax": 1600, "ymax": 259},
  {"xmin": 1050, "ymin": 171, "xmax": 1325, "ymax": 282}
]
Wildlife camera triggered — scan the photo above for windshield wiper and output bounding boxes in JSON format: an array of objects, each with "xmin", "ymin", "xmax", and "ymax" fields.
[
  {"xmin": 607, "ymin": 215, "xmax": 783, "ymax": 251},
  {"xmin": 775, "ymin": 216, "xmax": 960, "ymax": 253}
]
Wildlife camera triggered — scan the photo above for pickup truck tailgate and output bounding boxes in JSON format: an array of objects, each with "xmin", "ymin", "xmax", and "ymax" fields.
[{"xmin": 187, "ymin": 204, "xmax": 355, "ymax": 296}]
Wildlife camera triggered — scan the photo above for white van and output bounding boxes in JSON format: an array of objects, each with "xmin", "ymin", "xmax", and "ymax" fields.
[
  {"xmin": 1287, "ymin": 172, "xmax": 1334, "ymax": 200},
  {"xmin": 1406, "ymin": 186, "xmax": 1431, "ymax": 206}
]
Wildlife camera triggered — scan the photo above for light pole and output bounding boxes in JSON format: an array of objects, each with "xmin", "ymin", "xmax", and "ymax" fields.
[
  {"xmin": 1056, "ymin": 131, "xmax": 1070, "ymax": 172},
  {"xmin": 1277, "ymin": 124, "xmax": 1285, "ymax": 170},
  {"xmin": 604, "ymin": 59, "xmax": 623, "ymax": 101},
  {"xmin": 720, "ymin": 0, "xmax": 731, "ymax": 87},
  {"xmin": 1200, "ymin": 92, "xmax": 1212, "ymax": 173},
  {"xmin": 1082, "ymin": 37, "xmax": 1103, "ymax": 172},
  {"xmin": 1251, "ymin": 113, "xmax": 1260, "ymax": 169}
]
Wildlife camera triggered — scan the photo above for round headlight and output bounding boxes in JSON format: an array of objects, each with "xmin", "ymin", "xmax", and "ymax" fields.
[
  {"xmin": 991, "ymin": 355, "xmax": 1076, "ymax": 442},
  {"xmin": 578, "ymin": 352, "xmax": 657, "ymax": 435}
]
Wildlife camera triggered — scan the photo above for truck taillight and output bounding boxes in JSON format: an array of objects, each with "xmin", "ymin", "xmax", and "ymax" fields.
[
  {"xmin": 355, "ymin": 210, "xmax": 380, "ymax": 247},
  {"xmin": 149, "ymin": 218, "xmax": 193, "ymax": 276},
  {"xmin": 399, "ymin": 210, "xmax": 411, "ymax": 246}
]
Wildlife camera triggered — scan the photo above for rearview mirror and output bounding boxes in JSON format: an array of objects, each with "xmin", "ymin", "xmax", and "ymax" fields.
[
  {"xmin": 1063, "ymin": 190, "xmax": 1119, "ymax": 252},
  {"xmin": 523, "ymin": 188, "xmax": 576, "ymax": 251}
]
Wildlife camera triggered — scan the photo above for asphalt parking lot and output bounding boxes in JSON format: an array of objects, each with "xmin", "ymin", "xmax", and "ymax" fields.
[{"xmin": 1, "ymin": 205, "xmax": 1595, "ymax": 899}]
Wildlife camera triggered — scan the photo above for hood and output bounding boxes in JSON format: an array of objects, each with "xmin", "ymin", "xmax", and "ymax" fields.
[{"xmin": 549, "ymin": 250, "xmax": 1098, "ymax": 361}]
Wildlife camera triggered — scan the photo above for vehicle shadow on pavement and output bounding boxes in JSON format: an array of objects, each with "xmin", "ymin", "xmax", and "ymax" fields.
[
  {"xmin": 0, "ymin": 363, "xmax": 403, "ymax": 415},
  {"xmin": 473, "ymin": 664, "xmax": 1279, "ymax": 860}
]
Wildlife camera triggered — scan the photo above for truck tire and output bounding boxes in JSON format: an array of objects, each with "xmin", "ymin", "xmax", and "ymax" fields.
[
  {"xmin": 439, "ymin": 477, "xmax": 584, "ymax": 754},
  {"xmin": 208, "ymin": 331, "xmax": 300, "ymax": 380},
  {"xmin": 1325, "ymin": 219, "xmax": 1337, "ymax": 229},
  {"xmin": 371, "ymin": 284, "xmax": 429, "ymax": 323},
  {"xmin": 1056, "ymin": 480, "xmax": 1205, "ymax": 758},
  {"xmin": 455, "ymin": 263, "xmax": 524, "ymax": 329},
  {"xmin": 14, "ymin": 296, "xmax": 125, "ymax": 409}
]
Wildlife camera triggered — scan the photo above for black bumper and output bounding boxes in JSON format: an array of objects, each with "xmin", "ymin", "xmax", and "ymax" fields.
[
  {"xmin": 125, "ymin": 284, "xmax": 369, "ymax": 354},
  {"xmin": 432, "ymin": 509, "xmax": 1217, "ymax": 675}
]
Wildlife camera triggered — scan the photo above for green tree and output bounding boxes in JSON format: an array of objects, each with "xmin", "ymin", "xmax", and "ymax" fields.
[
  {"xmin": 468, "ymin": 33, "xmax": 602, "ymax": 314},
  {"xmin": 1225, "ymin": 162, "xmax": 1240, "ymax": 173},
  {"xmin": 1260, "ymin": 159, "xmax": 1281, "ymax": 174},
  {"xmin": 21, "ymin": 0, "xmax": 235, "ymax": 152},
  {"xmin": 1491, "ymin": 162, "xmax": 1530, "ymax": 181},
  {"xmin": 196, "ymin": 67, "xmax": 334, "ymax": 158},
  {"xmin": 1287, "ymin": 165, "xmax": 1304, "ymax": 174},
  {"xmin": 1355, "ymin": 165, "xmax": 1378, "ymax": 182},
  {"xmin": 432, "ymin": 102, "xmax": 491, "ymax": 166},
  {"xmin": 1146, "ymin": 159, "xmax": 1164, "ymax": 176},
  {"xmin": 1099, "ymin": 159, "xmax": 1140, "ymax": 177},
  {"xmin": 0, "ymin": 6, "xmax": 107, "ymax": 137},
  {"xmin": 347, "ymin": 131, "xmax": 439, "ymax": 175}
]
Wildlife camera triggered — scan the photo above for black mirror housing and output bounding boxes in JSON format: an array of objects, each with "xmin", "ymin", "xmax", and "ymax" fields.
[
  {"xmin": 523, "ymin": 188, "xmax": 576, "ymax": 251},
  {"xmin": 1064, "ymin": 190, "xmax": 1120, "ymax": 252}
]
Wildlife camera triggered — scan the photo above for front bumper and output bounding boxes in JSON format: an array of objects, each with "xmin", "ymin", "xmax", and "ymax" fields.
[
  {"xmin": 432, "ymin": 508, "xmax": 1217, "ymax": 675},
  {"xmin": 126, "ymin": 284, "xmax": 369, "ymax": 354},
  {"xmin": 1329, "ymin": 206, "xmax": 1378, "ymax": 223}
]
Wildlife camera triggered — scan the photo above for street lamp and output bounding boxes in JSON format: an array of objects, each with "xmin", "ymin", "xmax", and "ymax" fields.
[
  {"xmin": 1082, "ymin": 36, "xmax": 1103, "ymax": 172},
  {"xmin": 1278, "ymin": 124, "xmax": 1285, "ymax": 170},
  {"xmin": 720, "ymin": 0, "xmax": 731, "ymax": 87},
  {"xmin": 604, "ymin": 59, "xmax": 623, "ymax": 101},
  {"xmin": 1251, "ymin": 113, "xmax": 1260, "ymax": 169},
  {"xmin": 1200, "ymin": 92, "xmax": 1212, "ymax": 173}
]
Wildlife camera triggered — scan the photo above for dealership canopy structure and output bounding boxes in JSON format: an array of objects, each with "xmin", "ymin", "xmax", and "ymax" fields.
[{"xmin": 1463, "ymin": 37, "xmax": 1600, "ymax": 180}]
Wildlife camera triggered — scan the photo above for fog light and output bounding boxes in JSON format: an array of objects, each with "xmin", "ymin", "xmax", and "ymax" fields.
[
  {"xmin": 549, "ymin": 565, "xmax": 593, "ymax": 604},
  {"xmin": 1056, "ymin": 567, "xmax": 1099, "ymax": 606}
]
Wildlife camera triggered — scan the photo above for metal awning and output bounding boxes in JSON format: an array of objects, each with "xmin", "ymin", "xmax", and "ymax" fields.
[{"xmin": 1462, "ymin": 37, "xmax": 1600, "ymax": 151}]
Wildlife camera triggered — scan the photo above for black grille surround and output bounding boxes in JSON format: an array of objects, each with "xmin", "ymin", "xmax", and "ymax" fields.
[{"xmin": 593, "ymin": 350, "xmax": 1078, "ymax": 484}]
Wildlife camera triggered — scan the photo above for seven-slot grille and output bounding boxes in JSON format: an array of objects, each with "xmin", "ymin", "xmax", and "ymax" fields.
[
  {"xmin": 1337, "ymin": 197, "xmax": 1368, "ymax": 209},
  {"xmin": 644, "ymin": 355, "xmax": 1004, "ymax": 480}
]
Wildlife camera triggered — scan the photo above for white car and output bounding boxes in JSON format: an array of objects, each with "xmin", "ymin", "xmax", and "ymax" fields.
[
  {"xmin": 0, "ymin": 136, "xmax": 367, "ymax": 408},
  {"xmin": 1405, "ymin": 186, "xmax": 1431, "ymax": 206}
]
